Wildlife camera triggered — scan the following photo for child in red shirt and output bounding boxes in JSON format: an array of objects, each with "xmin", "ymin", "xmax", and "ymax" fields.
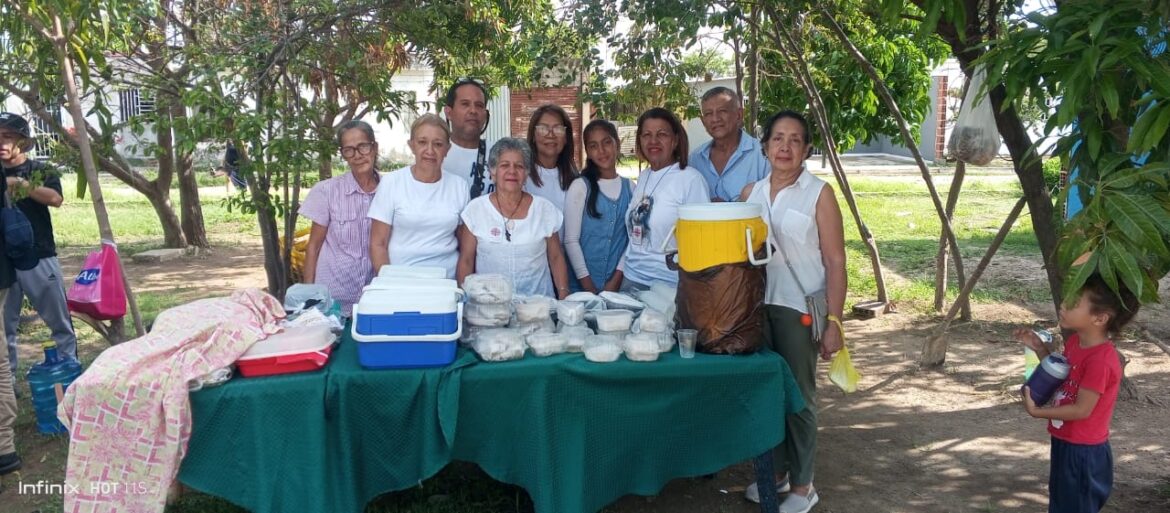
[{"xmin": 1015, "ymin": 274, "xmax": 1139, "ymax": 513}]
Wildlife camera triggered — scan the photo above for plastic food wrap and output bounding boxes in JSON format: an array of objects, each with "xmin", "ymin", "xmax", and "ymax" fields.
[
  {"xmin": 599, "ymin": 291, "xmax": 644, "ymax": 311},
  {"xmin": 460, "ymin": 323, "xmax": 490, "ymax": 345},
  {"xmin": 632, "ymin": 308, "xmax": 670, "ymax": 333},
  {"xmin": 564, "ymin": 291, "xmax": 608, "ymax": 311},
  {"xmin": 465, "ymin": 301, "xmax": 513, "ymax": 327},
  {"xmin": 623, "ymin": 333, "xmax": 660, "ymax": 362},
  {"xmin": 656, "ymin": 332, "xmax": 676, "ymax": 353},
  {"xmin": 584, "ymin": 334, "xmax": 622, "ymax": 362},
  {"xmin": 464, "ymin": 274, "xmax": 514, "ymax": 304},
  {"xmin": 593, "ymin": 309, "xmax": 634, "ymax": 332},
  {"xmin": 526, "ymin": 332, "xmax": 569, "ymax": 357},
  {"xmin": 559, "ymin": 325, "xmax": 594, "ymax": 352},
  {"xmin": 511, "ymin": 317, "xmax": 556, "ymax": 336},
  {"xmin": 556, "ymin": 300, "xmax": 586, "ymax": 326},
  {"xmin": 637, "ymin": 285, "xmax": 676, "ymax": 320},
  {"xmin": 514, "ymin": 296, "xmax": 553, "ymax": 324},
  {"xmin": 473, "ymin": 328, "xmax": 526, "ymax": 361}
]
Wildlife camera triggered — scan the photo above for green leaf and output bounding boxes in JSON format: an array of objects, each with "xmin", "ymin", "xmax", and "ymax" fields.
[
  {"xmin": 1142, "ymin": 101, "xmax": 1170, "ymax": 152},
  {"xmin": 1097, "ymin": 242, "xmax": 1119, "ymax": 294},
  {"xmin": 1109, "ymin": 241, "xmax": 1144, "ymax": 300},
  {"xmin": 1063, "ymin": 251, "xmax": 1099, "ymax": 306},
  {"xmin": 1103, "ymin": 193, "xmax": 1159, "ymax": 245}
]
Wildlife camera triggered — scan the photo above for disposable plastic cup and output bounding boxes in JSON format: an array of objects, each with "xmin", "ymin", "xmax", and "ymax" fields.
[{"xmin": 677, "ymin": 329, "xmax": 698, "ymax": 359}]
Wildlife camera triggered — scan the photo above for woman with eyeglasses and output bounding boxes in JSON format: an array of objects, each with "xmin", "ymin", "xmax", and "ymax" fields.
[
  {"xmin": 619, "ymin": 108, "xmax": 710, "ymax": 292},
  {"xmin": 456, "ymin": 138, "xmax": 570, "ymax": 299},
  {"xmin": 368, "ymin": 114, "xmax": 470, "ymax": 279},
  {"xmin": 524, "ymin": 104, "xmax": 577, "ymax": 212},
  {"xmin": 563, "ymin": 119, "xmax": 632, "ymax": 293},
  {"xmin": 299, "ymin": 120, "xmax": 381, "ymax": 315}
]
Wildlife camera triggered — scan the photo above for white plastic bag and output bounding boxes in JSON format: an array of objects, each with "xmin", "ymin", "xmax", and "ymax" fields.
[
  {"xmin": 464, "ymin": 274, "xmax": 514, "ymax": 304},
  {"xmin": 948, "ymin": 66, "xmax": 1001, "ymax": 166}
]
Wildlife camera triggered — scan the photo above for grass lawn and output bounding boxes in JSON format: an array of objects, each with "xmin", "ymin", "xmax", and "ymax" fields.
[{"xmin": 8, "ymin": 170, "xmax": 1047, "ymax": 513}]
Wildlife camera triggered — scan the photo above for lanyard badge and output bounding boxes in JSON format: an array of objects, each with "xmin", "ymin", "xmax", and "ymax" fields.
[{"xmin": 628, "ymin": 195, "xmax": 653, "ymax": 246}]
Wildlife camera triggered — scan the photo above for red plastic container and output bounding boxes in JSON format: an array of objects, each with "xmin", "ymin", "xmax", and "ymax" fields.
[{"xmin": 237, "ymin": 325, "xmax": 335, "ymax": 377}]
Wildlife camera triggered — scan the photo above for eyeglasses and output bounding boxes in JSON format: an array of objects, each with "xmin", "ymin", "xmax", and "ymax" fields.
[
  {"xmin": 340, "ymin": 142, "xmax": 375, "ymax": 158},
  {"xmin": 535, "ymin": 124, "xmax": 567, "ymax": 137}
]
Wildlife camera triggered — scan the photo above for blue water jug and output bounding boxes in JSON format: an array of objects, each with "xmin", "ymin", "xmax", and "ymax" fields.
[
  {"xmin": 27, "ymin": 341, "xmax": 83, "ymax": 434},
  {"xmin": 1024, "ymin": 354, "xmax": 1070, "ymax": 406}
]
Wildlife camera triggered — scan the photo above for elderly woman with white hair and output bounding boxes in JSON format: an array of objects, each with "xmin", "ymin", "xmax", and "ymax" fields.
[{"xmin": 456, "ymin": 137, "xmax": 570, "ymax": 299}]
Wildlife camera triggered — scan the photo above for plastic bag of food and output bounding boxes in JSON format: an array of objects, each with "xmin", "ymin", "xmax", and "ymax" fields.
[
  {"xmin": 656, "ymin": 331, "xmax": 676, "ymax": 353},
  {"xmin": 947, "ymin": 66, "xmax": 1001, "ymax": 166},
  {"xmin": 675, "ymin": 259, "xmax": 765, "ymax": 354},
  {"xmin": 511, "ymin": 317, "xmax": 556, "ymax": 336},
  {"xmin": 526, "ymin": 332, "xmax": 569, "ymax": 357},
  {"xmin": 284, "ymin": 283, "xmax": 334, "ymax": 316},
  {"xmin": 473, "ymin": 328, "xmax": 526, "ymax": 361},
  {"xmin": 465, "ymin": 301, "xmax": 513, "ymax": 327},
  {"xmin": 593, "ymin": 309, "xmax": 634, "ymax": 332},
  {"xmin": 564, "ymin": 291, "xmax": 608, "ymax": 311},
  {"xmin": 460, "ymin": 323, "xmax": 490, "ymax": 345},
  {"xmin": 623, "ymin": 332, "xmax": 660, "ymax": 362},
  {"xmin": 514, "ymin": 295, "xmax": 553, "ymax": 324},
  {"xmin": 637, "ymin": 284, "xmax": 676, "ymax": 320},
  {"xmin": 632, "ymin": 308, "xmax": 670, "ymax": 333},
  {"xmin": 599, "ymin": 291, "xmax": 644, "ymax": 311},
  {"xmin": 830, "ymin": 344, "xmax": 862, "ymax": 393},
  {"xmin": 559, "ymin": 325, "xmax": 594, "ymax": 352},
  {"xmin": 583, "ymin": 334, "xmax": 623, "ymax": 362},
  {"xmin": 556, "ymin": 300, "xmax": 586, "ymax": 326},
  {"xmin": 464, "ymin": 273, "xmax": 514, "ymax": 304}
]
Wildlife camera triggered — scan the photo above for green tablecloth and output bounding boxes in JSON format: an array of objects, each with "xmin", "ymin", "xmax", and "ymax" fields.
[{"xmin": 180, "ymin": 333, "xmax": 804, "ymax": 513}]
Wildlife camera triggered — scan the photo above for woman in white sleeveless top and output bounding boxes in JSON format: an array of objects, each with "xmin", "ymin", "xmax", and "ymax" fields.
[{"xmin": 740, "ymin": 111, "xmax": 847, "ymax": 513}]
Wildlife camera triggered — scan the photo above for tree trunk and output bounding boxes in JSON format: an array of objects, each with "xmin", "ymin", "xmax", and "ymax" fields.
[
  {"xmin": 170, "ymin": 102, "xmax": 209, "ymax": 248},
  {"xmin": 746, "ymin": 3, "xmax": 761, "ymax": 131},
  {"xmin": 51, "ymin": 16, "xmax": 145, "ymax": 337},
  {"xmin": 934, "ymin": 161, "xmax": 970, "ymax": 319},
  {"xmin": 922, "ymin": 197, "xmax": 1027, "ymax": 366},
  {"xmin": 766, "ymin": 15, "xmax": 890, "ymax": 304}
]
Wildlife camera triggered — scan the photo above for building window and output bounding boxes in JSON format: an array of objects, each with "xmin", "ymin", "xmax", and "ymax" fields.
[
  {"xmin": 32, "ymin": 103, "xmax": 63, "ymax": 160},
  {"xmin": 118, "ymin": 89, "xmax": 155, "ymax": 121}
]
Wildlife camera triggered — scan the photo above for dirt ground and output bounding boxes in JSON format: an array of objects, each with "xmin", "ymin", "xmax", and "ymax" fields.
[{"xmin": 13, "ymin": 245, "xmax": 1170, "ymax": 513}]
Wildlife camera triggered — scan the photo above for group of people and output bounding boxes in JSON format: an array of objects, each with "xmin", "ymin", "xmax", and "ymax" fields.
[{"xmin": 297, "ymin": 79, "xmax": 849, "ymax": 513}]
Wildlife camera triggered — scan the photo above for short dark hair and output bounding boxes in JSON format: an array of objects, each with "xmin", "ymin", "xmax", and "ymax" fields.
[
  {"xmin": 761, "ymin": 110, "xmax": 812, "ymax": 145},
  {"xmin": 336, "ymin": 120, "xmax": 375, "ymax": 146},
  {"xmin": 1080, "ymin": 273, "xmax": 1140, "ymax": 335},
  {"xmin": 635, "ymin": 107, "xmax": 689, "ymax": 169},
  {"xmin": 445, "ymin": 78, "xmax": 488, "ymax": 107},
  {"xmin": 700, "ymin": 86, "xmax": 741, "ymax": 104}
]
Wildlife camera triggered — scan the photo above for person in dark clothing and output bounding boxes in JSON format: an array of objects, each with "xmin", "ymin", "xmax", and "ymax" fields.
[
  {"xmin": 0, "ymin": 113, "xmax": 77, "ymax": 382},
  {"xmin": 0, "ymin": 131, "xmax": 21, "ymax": 475},
  {"xmin": 224, "ymin": 141, "xmax": 246, "ymax": 191}
]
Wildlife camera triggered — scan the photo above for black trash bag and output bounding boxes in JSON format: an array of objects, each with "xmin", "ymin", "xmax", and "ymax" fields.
[{"xmin": 669, "ymin": 252, "xmax": 766, "ymax": 355}]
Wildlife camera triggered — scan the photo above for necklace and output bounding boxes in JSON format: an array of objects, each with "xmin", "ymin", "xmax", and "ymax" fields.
[{"xmin": 492, "ymin": 192, "xmax": 526, "ymax": 242}]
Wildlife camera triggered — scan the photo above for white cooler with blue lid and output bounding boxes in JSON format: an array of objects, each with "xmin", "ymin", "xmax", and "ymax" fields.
[{"xmin": 351, "ymin": 277, "xmax": 463, "ymax": 369}]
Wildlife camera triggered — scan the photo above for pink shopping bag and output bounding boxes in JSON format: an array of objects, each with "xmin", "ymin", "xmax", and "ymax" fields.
[{"xmin": 66, "ymin": 242, "xmax": 127, "ymax": 320}]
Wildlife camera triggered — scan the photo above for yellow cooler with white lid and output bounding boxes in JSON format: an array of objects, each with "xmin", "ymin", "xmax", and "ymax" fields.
[{"xmin": 664, "ymin": 203, "xmax": 771, "ymax": 272}]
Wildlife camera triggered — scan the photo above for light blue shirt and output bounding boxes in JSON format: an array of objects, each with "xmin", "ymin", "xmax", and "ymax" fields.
[{"xmin": 688, "ymin": 130, "xmax": 770, "ymax": 201}]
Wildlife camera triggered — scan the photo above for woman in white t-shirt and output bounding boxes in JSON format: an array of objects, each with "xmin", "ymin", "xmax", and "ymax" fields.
[
  {"xmin": 524, "ymin": 104, "xmax": 578, "ymax": 212},
  {"xmin": 457, "ymin": 138, "xmax": 570, "ymax": 298},
  {"xmin": 620, "ymin": 108, "xmax": 710, "ymax": 291},
  {"xmin": 368, "ymin": 114, "xmax": 470, "ymax": 278}
]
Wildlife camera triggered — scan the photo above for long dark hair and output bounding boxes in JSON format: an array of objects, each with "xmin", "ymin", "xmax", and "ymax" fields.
[
  {"xmin": 635, "ymin": 107, "xmax": 689, "ymax": 169},
  {"xmin": 581, "ymin": 119, "xmax": 621, "ymax": 219},
  {"xmin": 526, "ymin": 104, "xmax": 578, "ymax": 190}
]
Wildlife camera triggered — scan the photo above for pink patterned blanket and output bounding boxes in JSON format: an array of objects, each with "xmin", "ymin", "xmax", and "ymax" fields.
[{"xmin": 59, "ymin": 289, "xmax": 284, "ymax": 513}]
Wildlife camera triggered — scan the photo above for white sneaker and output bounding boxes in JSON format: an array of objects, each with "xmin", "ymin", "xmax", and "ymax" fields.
[
  {"xmin": 778, "ymin": 485, "xmax": 819, "ymax": 513},
  {"xmin": 744, "ymin": 475, "xmax": 792, "ymax": 504}
]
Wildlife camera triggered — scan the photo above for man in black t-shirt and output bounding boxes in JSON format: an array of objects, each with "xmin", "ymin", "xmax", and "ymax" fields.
[{"xmin": 0, "ymin": 113, "xmax": 77, "ymax": 380}]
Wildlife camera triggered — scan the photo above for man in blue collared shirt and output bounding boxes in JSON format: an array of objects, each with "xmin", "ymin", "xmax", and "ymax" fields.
[{"xmin": 689, "ymin": 87, "xmax": 769, "ymax": 201}]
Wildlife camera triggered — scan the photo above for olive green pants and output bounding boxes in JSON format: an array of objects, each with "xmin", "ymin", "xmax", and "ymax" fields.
[
  {"xmin": 0, "ymin": 289, "xmax": 15, "ymax": 455},
  {"xmin": 762, "ymin": 304, "xmax": 817, "ymax": 486}
]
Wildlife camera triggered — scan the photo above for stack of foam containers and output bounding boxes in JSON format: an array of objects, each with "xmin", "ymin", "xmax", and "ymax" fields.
[
  {"xmin": 350, "ymin": 266, "xmax": 463, "ymax": 369},
  {"xmin": 462, "ymin": 274, "xmax": 515, "ymax": 345}
]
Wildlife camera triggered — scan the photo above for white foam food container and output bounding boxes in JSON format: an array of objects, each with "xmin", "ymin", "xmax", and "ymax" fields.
[
  {"xmin": 355, "ymin": 288, "xmax": 461, "ymax": 316},
  {"xmin": 594, "ymin": 309, "xmax": 634, "ymax": 332},
  {"xmin": 240, "ymin": 325, "xmax": 335, "ymax": 360},
  {"xmin": 378, "ymin": 265, "xmax": 446, "ymax": 278}
]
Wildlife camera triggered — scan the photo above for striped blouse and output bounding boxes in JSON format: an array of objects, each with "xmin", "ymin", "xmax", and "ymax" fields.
[{"xmin": 298, "ymin": 171, "xmax": 378, "ymax": 315}]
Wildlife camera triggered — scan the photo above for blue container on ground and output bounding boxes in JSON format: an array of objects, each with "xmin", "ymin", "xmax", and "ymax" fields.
[
  {"xmin": 1025, "ymin": 354, "xmax": 1071, "ymax": 405},
  {"xmin": 27, "ymin": 342, "xmax": 83, "ymax": 434},
  {"xmin": 352, "ymin": 284, "xmax": 463, "ymax": 369}
]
